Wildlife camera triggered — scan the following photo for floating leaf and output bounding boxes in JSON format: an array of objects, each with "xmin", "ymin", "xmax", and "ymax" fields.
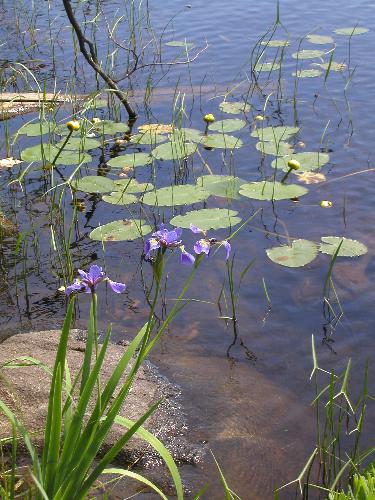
[
  {"xmin": 251, "ymin": 126, "xmax": 299, "ymax": 142},
  {"xmin": 151, "ymin": 141, "xmax": 197, "ymax": 160},
  {"xmin": 73, "ymin": 176, "xmax": 115, "ymax": 193},
  {"xmin": 170, "ymin": 208, "xmax": 241, "ymax": 230},
  {"xmin": 334, "ymin": 27, "xmax": 369, "ymax": 36},
  {"xmin": 306, "ymin": 34, "xmax": 334, "ymax": 44},
  {"xmin": 200, "ymin": 134, "xmax": 243, "ymax": 149},
  {"xmin": 165, "ymin": 40, "xmax": 195, "ymax": 49},
  {"xmin": 102, "ymin": 192, "xmax": 138, "ymax": 205},
  {"xmin": 89, "ymin": 219, "xmax": 152, "ymax": 242},
  {"xmin": 293, "ymin": 69, "xmax": 323, "ymax": 78},
  {"xmin": 93, "ymin": 120, "xmax": 129, "ymax": 134},
  {"xmin": 107, "ymin": 153, "xmax": 152, "ymax": 168},
  {"xmin": 295, "ymin": 171, "xmax": 326, "ymax": 184},
  {"xmin": 219, "ymin": 101, "xmax": 251, "ymax": 114},
  {"xmin": 138, "ymin": 123, "xmax": 173, "ymax": 134},
  {"xmin": 141, "ymin": 185, "xmax": 210, "ymax": 206},
  {"xmin": 254, "ymin": 60, "xmax": 281, "ymax": 71},
  {"xmin": 130, "ymin": 132, "xmax": 167, "ymax": 145},
  {"xmin": 292, "ymin": 50, "xmax": 325, "ymax": 59},
  {"xmin": 256, "ymin": 141, "xmax": 294, "ymax": 156},
  {"xmin": 260, "ymin": 39, "xmax": 290, "ymax": 47},
  {"xmin": 113, "ymin": 179, "xmax": 154, "ymax": 193},
  {"xmin": 319, "ymin": 237, "xmax": 368, "ymax": 257},
  {"xmin": 271, "ymin": 152, "xmax": 330, "ymax": 172},
  {"xmin": 196, "ymin": 175, "xmax": 246, "ymax": 199},
  {"xmin": 169, "ymin": 128, "xmax": 203, "ymax": 143},
  {"xmin": 239, "ymin": 181, "xmax": 308, "ymax": 200},
  {"xmin": 318, "ymin": 61, "xmax": 346, "ymax": 71},
  {"xmin": 266, "ymin": 239, "xmax": 319, "ymax": 267},
  {"xmin": 21, "ymin": 144, "xmax": 91, "ymax": 165},
  {"xmin": 55, "ymin": 137, "xmax": 101, "ymax": 150},
  {"xmin": 17, "ymin": 121, "xmax": 56, "ymax": 137},
  {"xmin": 0, "ymin": 157, "xmax": 23, "ymax": 168},
  {"xmin": 208, "ymin": 119, "xmax": 246, "ymax": 133}
]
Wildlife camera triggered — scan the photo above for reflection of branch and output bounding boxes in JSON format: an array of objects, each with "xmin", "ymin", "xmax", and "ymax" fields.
[{"xmin": 62, "ymin": 0, "xmax": 137, "ymax": 119}]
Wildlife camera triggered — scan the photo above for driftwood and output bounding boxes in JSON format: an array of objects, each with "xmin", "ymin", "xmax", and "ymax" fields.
[{"xmin": 0, "ymin": 92, "xmax": 87, "ymax": 102}]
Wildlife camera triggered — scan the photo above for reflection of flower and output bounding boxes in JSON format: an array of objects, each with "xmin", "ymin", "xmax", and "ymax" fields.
[
  {"xmin": 189, "ymin": 224, "xmax": 231, "ymax": 260},
  {"xmin": 66, "ymin": 265, "xmax": 126, "ymax": 295},
  {"xmin": 144, "ymin": 224, "xmax": 195, "ymax": 265}
]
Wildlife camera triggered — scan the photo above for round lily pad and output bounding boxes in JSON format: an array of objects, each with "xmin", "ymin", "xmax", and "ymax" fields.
[
  {"xmin": 266, "ymin": 239, "xmax": 319, "ymax": 267},
  {"xmin": 73, "ymin": 176, "xmax": 115, "ymax": 193},
  {"xmin": 141, "ymin": 185, "xmax": 210, "ymax": 206},
  {"xmin": 169, "ymin": 128, "xmax": 203, "ymax": 143},
  {"xmin": 196, "ymin": 175, "xmax": 246, "ymax": 199},
  {"xmin": 334, "ymin": 27, "xmax": 369, "ymax": 36},
  {"xmin": 306, "ymin": 34, "xmax": 334, "ymax": 44},
  {"xmin": 170, "ymin": 208, "xmax": 241, "ymax": 230},
  {"xmin": 254, "ymin": 61, "xmax": 281, "ymax": 72},
  {"xmin": 89, "ymin": 219, "xmax": 152, "ymax": 242},
  {"xmin": 17, "ymin": 121, "xmax": 56, "ymax": 137},
  {"xmin": 318, "ymin": 61, "xmax": 346, "ymax": 71},
  {"xmin": 239, "ymin": 181, "xmax": 308, "ymax": 200},
  {"xmin": 21, "ymin": 144, "xmax": 91, "ymax": 165},
  {"xmin": 271, "ymin": 152, "xmax": 330, "ymax": 172},
  {"xmin": 93, "ymin": 120, "xmax": 129, "ymax": 134},
  {"xmin": 293, "ymin": 69, "xmax": 323, "ymax": 78},
  {"xmin": 208, "ymin": 119, "xmax": 246, "ymax": 133},
  {"xmin": 130, "ymin": 132, "xmax": 167, "ymax": 145},
  {"xmin": 319, "ymin": 237, "xmax": 368, "ymax": 257},
  {"xmin": 256, "ymin": 141, "xmax": 294, "ymax": 156},
  {"xmin": 107, "ymin": 153, "xmax": 152, "ymax": 168},
  {"xmin": 219, "ymin": 101, "xmax": 251, "ymax": 115},
  {"xmin": 260, "ymin": 39, "xmax": 290, "ymax": 47},
  {"xmin": 102, "ymin": 192, "xmax": 138, "ymax": 205},
  {"xmin": 292, "ymin": 50, "xmax": 325, "ymax": 59},
  {"xmin": 113, "ymin": 179, "xmax": 154, "ymax": 193},
  {"xmin": 55, "ymin": 137, "xmax": 101, "ymax": 150},
  {"xmin": 151, "ymin": 141, "xmax": 197, "ymax": 160},
  {"xmin": 200, "ymin": 134, "xmax": 243, "ymax": 149},
  {"xmin": 251, "ymin": 126, "xmax": 299, "ymax": 142}
]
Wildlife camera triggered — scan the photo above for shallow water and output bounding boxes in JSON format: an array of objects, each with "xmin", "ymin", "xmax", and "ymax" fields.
[{"xmin": 1, "ymin": 0, "xmax": 375, "ymax": 498}]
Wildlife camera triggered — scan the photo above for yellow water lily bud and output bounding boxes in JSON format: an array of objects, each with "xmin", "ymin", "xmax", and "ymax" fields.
[
  {"xmin": 66, "ymin": 120, "xmax": 80, "ymax": 131},
  {"xmin": 203, "ymin": 113, "xmax": 215, "ymax": 123},
  {"xmin": 92, "ymin": 117, "xmax": 101, "ymax": 124},
  {"xmin": 287, "ymin": 159, "xmax": 301, "ymax": 170},
  {"xmin": 255, "ymin": 115, "xmax": 264, "ymax": 121},
  {"xmin": 320, "ymin": 200, "xmax": 332, "ymax": 208}
]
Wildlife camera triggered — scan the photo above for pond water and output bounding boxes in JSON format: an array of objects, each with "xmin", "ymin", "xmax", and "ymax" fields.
[{"xmin": 1, "ymin": 0, "xmax": 375, "ymax": 498}]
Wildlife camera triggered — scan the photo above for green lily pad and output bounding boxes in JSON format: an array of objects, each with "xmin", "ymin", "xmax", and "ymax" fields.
[
  {"xmin": 196, "ymin": 175, "xmax": 246, "ymax": 199},
  {"xmin": 260, "ymin": 39, "xmax": 290, "ymax": 47},
  {"xmin": 73, "ymin": 176, "xmax": 115, "ymax": 193},
  {"xmin": 200, "ymin": 134, "xmax": 243, "ymax": 149},
  {"xmin": 151, "ymin": 141, "xmax": 197, "ymax": 160},
  {"xmin": 208, "ymin": 119, "xmax": 246, "ymax": 133},
  {"xmin": 107, "ymin": 153, "xmax": 152, "ymax": 168},
  {"xmin": 254, "ymin": 60, "xmax": 281, "ymax": 72},
  {"xmin": 55, "ymin": 137, "xmax": 101, "ymax": 150},
  {"xmin": 89, "ymin": 219, "xmax": 152, "ymax": 242},
  {"xmin": 169, "ymin": 128, "xmax": 203, "ymax": 143},
  {"xmin": 93, "ymin": 120, "xmax": 129, "ymax": 134},
  {"xmin": 165, "ymin": 40, "xmax": 195, "ymax": 49},
  {"xmin": 292, "ymin": 50, "xmax": 325, "ymax": 59},
  {"xmin": 251, "ymin": 126, "xmax": 300, "ymax": 142},
  {"xmin": 141, "ymin": 185, "xmax": 210, "ymax": 206},
  {"xmin": 102, "ymin": 192, "xmax": 138, "ymax": 205},
  {"xmin": 334, "ymin": 27, "xmax": 369, "ymax": 36},
  {"xmin": 318, "ymin": 61, "xmax": 346, "ymax": 71},
  {"xmin": 21, "ymin": 144, "xmax": 91, "ymax": 165},
  {"xmin": 256, "ymin": 141, "xmax": 294, "ymax": 156},
  {"xmin": 293, "ymin": 69, "xmax": 323, "ymax": 78},
  {"xmin": 239, "ymin": 181, "xmax": 308, "ymax": 200},
  {"xmin": 271, "ymin": 152, "xmax": 330, "ymax": 172},
  {"xmin": 219, "ymin": 101, "xmax": 251, "ymax": 115},
  {"xmin": 306, "ymin": 34, "xmax": 334, "ymax": 44},
  {"xmin": 266, "ymin": 239, "xmax": 319, "ymax": 267},
  {"xmin": 17, "ymin": 121, "xmax": 56, "ymax": 137},
  {"xmin": 113, "ymin": 179, "xmax": 154, "ymax": 193},
  {"xmin": 130, "ymin": 132, "xmax": 167, "ymax": 145},
  {"xmin": 170, "ymin": 208, "xmax": 241, "ymax": 230},
  {"xmin": 319, "ymin": 237, "xmax": 368, "ymax": 257}
]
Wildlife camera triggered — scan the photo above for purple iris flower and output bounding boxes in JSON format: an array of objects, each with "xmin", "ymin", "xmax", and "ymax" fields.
[
  {"xmin": 144, "ymin": 224, "xmax": 183, "ymax": 260},
  {"xmin": 194, "ymin": 238, "xmax": 211, "ymax": 256},
  {"xmin": 65, "ymin": 265, "xmax": 126, "ymax": 295},
  {"xmin": 189, "ymin": 224, "xmax": 231, "ymax": 261},
  {"xmin": 189, "ymin": 223, "xmax": 204, "ymax": 234},
  {"xmin": 180, "ymin": 246, "xmax": 195, "ymax": 265}
]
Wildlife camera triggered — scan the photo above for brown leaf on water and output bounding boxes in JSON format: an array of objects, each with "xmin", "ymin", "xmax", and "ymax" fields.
[
  {"xmin": 295, "ymin": 171, "xmax": 326, "ymax": 184},
  {"xmin": 0, "ymin": 157, "xmax": 23, "ymax": 169},
  {"xmin": 138, "ymin": 123, "xmax": 173, "ymax": 134}
]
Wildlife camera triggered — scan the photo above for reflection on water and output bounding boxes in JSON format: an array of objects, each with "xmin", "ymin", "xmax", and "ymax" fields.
[{"xmin": 1, "ymin": 0, "xmax": 375, "ymax": 497}]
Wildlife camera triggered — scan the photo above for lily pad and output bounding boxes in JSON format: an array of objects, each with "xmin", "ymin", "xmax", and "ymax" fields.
[
  {"xmin": 318, "ymin": 61, "xmax": 346, "ymax": 71},
  {"xmin": 73, "ymin": 176, "xmax": 115, "ymax": 193},
  {"xmin": 208, "ymin": 119, "xmax": 246, "ymax": 133},
  {"xmin": 107, "ymin": 153, "xmax": 152, "ymax": 168},
  {"xmin": 239, "ymin": 181, "xmax": 308, "ymax": 200},
  {"xmin": 141, "ymin": 185, "xmax": 210, "ymax": 206},
  {"xmin": 196, "ymin": 175, "xmax": 246, "ymax": 199},
  {"xmin": 256, "ymin": 141, "xmax": 294, "ymax": 156},
  {"xmin": 334, "ymin": 27, "xmax": 369, "ymax": 36},
  {"xmin": 21, "ymin": 144, "xmax": 91, "ymax": 165},
  {"xmin": 138, "ymin": 123, "xmax": 173, "ymax": 134},
  {"xmin": 219, "ymin": 101, "xmax": 251, "ymax": 115},
  {"xmin": 165, "ymin": 40, "xmax": 195, "ymax": 49},
  {"xmin": 102, "ymin": 192, "xmax": 138, "ymax": 205},
  {"xmin": 113, "ymin": 179, "xmax": 154, "ymax": 193},
  {"xmin": 292, "ymin": 50, "xmax": 325, "ymax": 59},
  {"xmin": 251, "ymin": 126, "xmax": 299, "ymax": 142},
  {"xmin": 130, "ymin": 132, "xmax": 167, "ymax": 145},
  {"xmin": 254, "ymin": 60, "xmax": 281, "ymax": 72},
  {"xmin": 293, "ymin": 69, "xmax": 323, "ymax": 78},
  {"xmin": 306, "ymin": 34, "xmax": 334, "ymax": 44},
  {"xmin": 200, "ymin": 134, "xmax": 243, "ymax": 149},
  {"xmin": 260, "ymin": 39, "xmax": 290, "ymax": 47},
  {"xmin": 319, "ymin": 237, "xmax": 368, "ymax": 257},
  {"xmin": 151, "ymin": 141, "xmax": 197, "ymax": 160},
  {"xmin": 169, "ymin": 128, "xmax": 203, "ymax": 143},
  {"xmin": 89, "ymin": 219, "xmax": 152, "ymax": 242},
  {"xmin": 271, "ymin": 152, "xmax": 330, "ymax": 172},
  {"xmin": 170, "ymin": 208, "xmax": 241, "ymax": 230},
  {"xmin": 266, "ymin": 239, "xmax": 319, "ymax": 267},
  {"xmin": 55, "ymin": 137, "xmax": 101, "ymax": 150},
  {"xmin": 93, "ymin": 120, "xmax": 129, "ymax": 134},
  {"xmin": 17, "ymin": 121, "xmax": 56, "ymax": 137}
]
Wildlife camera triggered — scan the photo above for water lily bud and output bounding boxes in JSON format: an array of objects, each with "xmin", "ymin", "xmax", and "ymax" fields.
[
  {"xmin": 287, "ymin": 159, "xmax": 301, "ymax": 170},
  {"xmin": 320, "ymin": 200, "xmax": 332, "ymax": 208},
  {"xmin": 255, "ymin": 115, "xmax": 264, "ymax": 121},
  {"xmin": 203, "ymin": 113, "xmax": 215, "ymax": 123},
  {"xmin": 66, "ymin": 120, "xmax": 80, "ymax": 131},
  {"xmin": 92, "ymin": 117, "xmax": 101, "ymax": 124}
]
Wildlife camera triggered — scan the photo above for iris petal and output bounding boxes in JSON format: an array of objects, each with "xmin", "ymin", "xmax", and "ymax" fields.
[{"xmin": 108, "ymin": 280, "xmax": 127, "ymax": 293}]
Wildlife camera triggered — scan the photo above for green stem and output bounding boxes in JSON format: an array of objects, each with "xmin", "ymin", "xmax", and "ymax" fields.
[
  {"xmin": 280, "ymin": 167, "xmax": 292, "ymax": 183},
  {"xmin": 51, "ymin": 129, "xmax": 73, "ymax": 166}
]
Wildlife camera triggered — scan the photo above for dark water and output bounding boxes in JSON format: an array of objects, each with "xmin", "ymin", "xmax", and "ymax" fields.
[{"xmin": 1, "ymin": 0, "xmax": 375, "ymax": 498}]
